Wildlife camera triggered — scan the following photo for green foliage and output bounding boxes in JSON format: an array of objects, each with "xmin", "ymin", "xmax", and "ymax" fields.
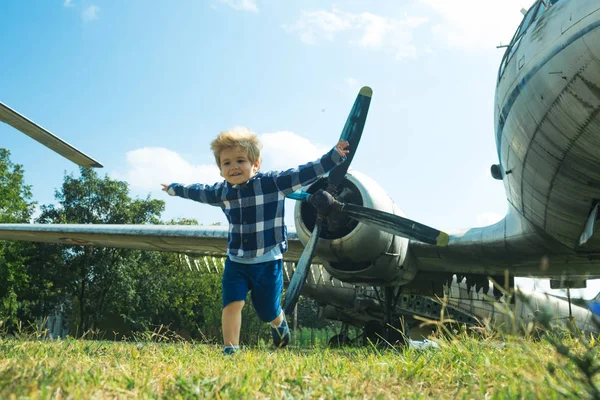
[
  {"xmin": 0, "ymin": 149, "xmax": 36, "ymax": 328},
  {"xmin": 117, "ymin": 251, "xmax": 223, "ymax": 340},
  {"xmin": 0, "ymin": 149, "xmax": 35, "ymax": 224},
  {"xmin": 34, "ymin": 168, "xmax": 165, "ymax": 334},
  {"xmin": 522, "ymin": 294, "xmax": 600, "ymax": 399},
  {"xmin": 426, "ymin": 285, "xmax": 600, "ymax": 399},
  {"xmin": 37, "ymin": 167, "xmax": 164, "ymax": 225}
]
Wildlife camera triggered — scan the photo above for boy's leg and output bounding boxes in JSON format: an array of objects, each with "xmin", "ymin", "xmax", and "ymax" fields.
[
  {"xmin": 222, "ymin": 300, "xmax": 245, "ymax": 347},
  {"xmin": 270, "ymin": 310, "xmax": 284, "ymax": 327},
  {"xmin": 222, "ymin": 258, "xmax": 251, "ymax": 352},
  {"xmin": 269, "ymin": 309, "xmax": 290, "ymax": 348},
  {"xmin": 249, "ymin": 259, "xmax": 290, "ymax": 348}
]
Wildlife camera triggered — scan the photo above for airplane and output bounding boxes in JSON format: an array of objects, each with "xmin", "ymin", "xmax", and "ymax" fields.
[{"xmin": 1, "ymin": 0, "xmax": 600, "ymax": 343}]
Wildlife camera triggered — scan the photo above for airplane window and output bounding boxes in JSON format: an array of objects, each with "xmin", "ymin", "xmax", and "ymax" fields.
[
  {"xmin": 535, "ymin": 2, "xmax": 547, "ymax": 19},
  {"xmin": 499, "ymin": 61, "xmax": 506, "ymax": 78},
  {"xmin": 497, "ymin": 1, "xmax": 543, "ymax": 81},
  {"xmin": 519, "ymin": 4, "xmax": 539, "ymax": 33},
  {"xmin": 507, "ymin": 37, "xmax": 523, "ymax": 61}
]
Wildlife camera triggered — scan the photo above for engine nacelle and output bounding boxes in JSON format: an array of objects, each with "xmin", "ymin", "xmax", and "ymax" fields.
[{"xmin": 293, "ymin": 171, "xmax": 418, "ymax": 286}]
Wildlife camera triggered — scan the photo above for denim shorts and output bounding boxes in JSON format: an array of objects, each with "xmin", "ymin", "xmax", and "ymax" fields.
[{"xmin": 222, "ymin": 257, "xmax": 283, "ymax": 322}]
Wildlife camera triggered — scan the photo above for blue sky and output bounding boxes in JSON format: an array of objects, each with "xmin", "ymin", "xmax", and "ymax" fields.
[{"xmin": 2, "ymin": 0, "xmax": 597, "ymax": 298}]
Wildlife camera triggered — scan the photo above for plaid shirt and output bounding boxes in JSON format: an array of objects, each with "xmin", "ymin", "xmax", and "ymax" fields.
[{"xmin": 167, "ymin": 148, "xmax": 345, "ymax": 259}]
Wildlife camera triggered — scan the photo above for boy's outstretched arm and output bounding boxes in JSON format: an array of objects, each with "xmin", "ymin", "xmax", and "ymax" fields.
[
  {"xmin": 161, "ymin": 182, "xmax": 226, "ymax": 206},
  {"xmin": 272, "ymin": 139, "xmax": 349, "ymax": 196}
]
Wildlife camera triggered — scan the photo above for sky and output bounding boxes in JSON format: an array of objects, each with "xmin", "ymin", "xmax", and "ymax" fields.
[{"xmin": 2, "ymin": 0, "xmax": 598, "ymax": 298}]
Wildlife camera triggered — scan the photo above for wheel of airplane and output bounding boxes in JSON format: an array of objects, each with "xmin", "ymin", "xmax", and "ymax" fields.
[
  {"xmin": 362, "ymin": 320, "xmax": 383, "ymax": 346},
  {"xmin": 328, "ymin": 333, "xmax": 351, "ymax": 348},
  {"xmin": 283, "ymin": 87, "xmax": 450, "ymax": 316}
]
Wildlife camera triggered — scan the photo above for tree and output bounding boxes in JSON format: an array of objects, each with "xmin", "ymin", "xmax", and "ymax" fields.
[
  {"xmin": 117, "ymin": 219, "xmax": 225, "ymax": 340},
  {"xmin": 36, "ymin": 167, "xmax": 164, "ymax": 334},
  {"xmin": 0, "ymin": 149, "xmax": 36, "ymax": 327},
  {"xmin": 115, "ymin": 251, "xmax": 223, "ymax": 340}
]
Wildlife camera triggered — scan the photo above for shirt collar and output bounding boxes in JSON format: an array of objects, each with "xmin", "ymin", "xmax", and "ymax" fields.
[{"xmin": 230, "ymin": 172, "xmax": 261, "ymax": 189}]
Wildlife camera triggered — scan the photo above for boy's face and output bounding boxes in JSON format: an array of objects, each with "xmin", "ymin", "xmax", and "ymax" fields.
[{"xmin": 219, "ymin": 147, "xmax": 260, "ymax": 185}]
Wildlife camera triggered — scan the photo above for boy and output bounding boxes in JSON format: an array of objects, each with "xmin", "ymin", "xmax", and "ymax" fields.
[{"xmin": 162, "ymin": 128, "xmax": 348, "ymax": 355}]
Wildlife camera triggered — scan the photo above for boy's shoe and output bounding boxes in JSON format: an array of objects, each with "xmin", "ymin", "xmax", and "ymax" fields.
[
  {"xmin": 222, "ymin": 346, "xmax": 238, "ymax": 356},
  {"xmin": 271, "ymin": 318, "xmax": 290, "ymax": 348}
]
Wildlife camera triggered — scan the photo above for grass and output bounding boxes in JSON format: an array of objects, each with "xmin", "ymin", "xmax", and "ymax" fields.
[{"xmin": 0, "ymin": 332, "xmax": 598, "ymax": 399}]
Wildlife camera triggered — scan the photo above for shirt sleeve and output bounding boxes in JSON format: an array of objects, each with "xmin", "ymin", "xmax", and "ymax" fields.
[
  {"xmin": 167, "ymin": 182, "xmax": 227, "ymax": 206},
  {"xmin": 271, "ymin": 147, "xmax": 346, "ymax": 196}
]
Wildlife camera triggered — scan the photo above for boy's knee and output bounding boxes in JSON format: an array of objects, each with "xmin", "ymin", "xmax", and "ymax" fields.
[{"xmin": 223, "ymin": 300, "xmax": 245, "ymax": 313}]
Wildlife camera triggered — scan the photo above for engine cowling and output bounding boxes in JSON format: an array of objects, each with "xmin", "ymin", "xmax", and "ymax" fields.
[{"xmin": 293, "ymin": 171, "xmax": 418, "ymax": 286}]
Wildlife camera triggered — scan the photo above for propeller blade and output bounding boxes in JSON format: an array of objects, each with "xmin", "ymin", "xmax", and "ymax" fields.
[
  {"xmin": 328, "ymin": 86, "xmax": 372, "ymax": 187},
  {"xmin": 286, "ymin": 190, "xmax": 310, "ymax": 201},
  {"xmin": 283, "ymin": 218, "xmax": 323, "ymax": 315},
  {"xmin": 342, "ymin": 203, "xmax": 450, "ymax": 246}
]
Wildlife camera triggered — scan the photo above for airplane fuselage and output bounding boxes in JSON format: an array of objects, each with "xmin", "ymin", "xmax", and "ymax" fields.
[{"xmin": 497, "ymin": 0, "xmax": 600, "ymax": 251}]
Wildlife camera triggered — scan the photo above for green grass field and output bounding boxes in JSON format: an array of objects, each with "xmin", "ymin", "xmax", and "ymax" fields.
[{"xmin": 1, "ymin": 331, "xmax": 598, "ymax": 399}]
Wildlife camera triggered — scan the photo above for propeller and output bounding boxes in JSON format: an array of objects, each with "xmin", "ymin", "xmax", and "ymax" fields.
[
  {"xmin": 308, "ymin": 190, "xmax": 449, "ymax": 246},
  {"xmin": 283, "ymin": 86, "xmax": 371, "ymax": 315},
  {"xmin": 327, "ymin": 86, "xmax": 371, "ymax": 189},
  {"xmin": 282, "ymin": 86, "xmax": 450, "ymax": 316},
  {"xmin": 285, "ymin": 86, "xmax": 371, "ymax": 202},
  {"xmin": 282, "ymin": 218, "xmax": 322, "ymax": 314}
]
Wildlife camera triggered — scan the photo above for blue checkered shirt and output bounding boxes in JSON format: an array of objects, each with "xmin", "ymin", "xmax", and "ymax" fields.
[{"xmin": 167, "ymin": 148, "xmax": 345, "ymax": 259}]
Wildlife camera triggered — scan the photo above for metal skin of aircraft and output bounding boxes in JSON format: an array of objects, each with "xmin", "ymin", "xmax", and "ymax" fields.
[
  {"xmin": 293, "ymin": 264, "xmax": 599, "ymax": 342},
  {"xmin": 0, "ymin": 103, "xmax": 103, "ymax": 168},
  {"xmin": 1, "ymin": 0, "xmax": 600, "ymax": 341}
]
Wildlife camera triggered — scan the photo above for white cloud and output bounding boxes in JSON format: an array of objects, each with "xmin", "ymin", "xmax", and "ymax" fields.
[
  {"xmin": 219, "ymin": 0, "xmax": 258, "ymax": 13},
  {"xmin": 260, "ymin": 131, "xmax": 328, "ymax": 171},
  {"xmin": 283, "ymin": 8, "xmax": 352, "ymax": 45},
  {"xmin": 82, "ymin": 5, "xmax": 100, "ymax": 22},
  {"xmin": 284, "ymin": 7, "xmax": 427, "ymax": 60},
  {"xmin": 419, "ymin": 0, "xmax": 534, "ymax": 50},
  {"xmin": 355, "ymin": 13, "xmax": 390, "ymax": 48},
  {"xmin": 64, "ymin": 0, "xmax": 75, "ymax": 7},
  {"xmin": 475, "ymin": 211, "xmax": 503, "ymax": 227},
  {"xmin": 113, "ymin": 131, "xmax": 328, "ymax": 194},
  {"xmin": 112, "ymin": 147, "xmax": 221, "ymax": 193}
]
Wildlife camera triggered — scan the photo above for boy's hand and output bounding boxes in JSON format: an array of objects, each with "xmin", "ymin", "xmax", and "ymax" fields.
[
  {"xmin": 161, "ymin": 184, "xmax": 169, "ymax": 192},
  {"xmin": 335, "ymin": 140, "xmax": 350, "ymax": 157}
]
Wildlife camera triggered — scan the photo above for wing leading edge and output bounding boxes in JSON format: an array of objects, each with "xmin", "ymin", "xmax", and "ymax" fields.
[
  {"xmin": 0, "ymin": 102, "xmax": 103, "ymax": 168},
  {"xmin": 0, "ymin": 224, "xmax": 305, "ymax": 262},
  {"xmin": 408, "ymin": 205, "xmax": 600, "ymax": 279}
]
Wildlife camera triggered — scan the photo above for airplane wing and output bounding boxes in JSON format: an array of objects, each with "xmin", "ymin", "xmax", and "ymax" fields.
[
  {"xmin": 0, "ymin": 224, "xmax": 306, "ymax": 262},
  {"xmin": 0, "ymin": 102, "xmax": 103, "ymax": 168},
  {"xmin": 408, "ymin": 206, "xmax": 600, "ymax": 279}
]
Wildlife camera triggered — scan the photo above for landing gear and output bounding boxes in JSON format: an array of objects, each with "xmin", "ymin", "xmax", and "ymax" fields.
[
  {"xmin": 363, "ymin": 320, "xmax": 383, "ymax": 345},
  {"xmin": 329, "ymin": 333, "xmax": 351, "ymax": 348},
  {"xmin": 326, "ymin": 286, "xmax": 408, "ymax": 348},
  {"xmin": 328, "ymin": 323, "xmax": 351, "ymax": 348},
  {"xmin": 363, "ymin": 286, "xmax": 407, "ymax": 347}
]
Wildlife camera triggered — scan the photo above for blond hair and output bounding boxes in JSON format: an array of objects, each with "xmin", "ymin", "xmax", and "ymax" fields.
[{"xmin": 210, "ymin": 127, "xmax": 262, "ymax": 167}]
